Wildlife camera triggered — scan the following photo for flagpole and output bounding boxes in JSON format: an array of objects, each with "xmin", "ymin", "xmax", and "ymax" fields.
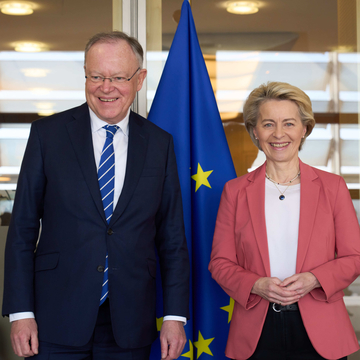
[{"xmin": 189, "ymin": 0, "xmax": 192, "ymax": 6}]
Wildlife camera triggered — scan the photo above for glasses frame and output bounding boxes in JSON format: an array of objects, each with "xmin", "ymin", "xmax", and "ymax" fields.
[{"xmin": 85, "ymin": 67, "xmax": 141, "ymax": 84}]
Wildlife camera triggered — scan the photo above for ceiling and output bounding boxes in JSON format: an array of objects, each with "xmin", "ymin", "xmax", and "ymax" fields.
[
  {"xmin": 0, "ymin": 0, "xmax": 112, "ymax": 52},
  {"xmin": 163, "ymin": 0, "xmax": 338, "ymax": 52},
  {"xmin": 0, "ymin": 0, "xmax": 344, "ymax": 116},
  {"xmin": 0, "ymin": 0, "xmax": 339, "ymax": 53}
]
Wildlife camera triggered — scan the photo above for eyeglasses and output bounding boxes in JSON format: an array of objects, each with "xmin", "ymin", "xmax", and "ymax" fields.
[{"xmin": 85, "ymin": 67, "xmax": 140, "ymax": 84}]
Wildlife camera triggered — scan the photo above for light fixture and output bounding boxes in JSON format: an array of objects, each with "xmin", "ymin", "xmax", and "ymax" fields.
[
  {"xmin": 331, "ymin": 45, "xmax": 354, "ymax": 53},
  {"xmin": 0, "ymin": 1, "xmax": 34, "ymax": 15},
  {"xmin": 0, "ymin": 177, "xmax": 11, "ymax": 182},
  {"xmin": 13, "ymin": 41, "xmax": 47, "ymax": 52},
  {"xmin": 37, "ymin": 110, "xmax": 55, "ymax": 116},
  {"xmin": 226, "ymin": 1, "xmax": 259, "ymax": 15},
  {"xmin": 21, "ymin": 68, "xmax": 50, "ymax": 77},
  {"xmin": 35, "ymin": 102, "xmax": 54, "ymax": 110},
  {"xmin": 36, "ymin": 102, "xmax": 55, "ymax": 116},
  {"xmin": 30, "ymin": 88, "xmax": 51, "ymax": 94}
]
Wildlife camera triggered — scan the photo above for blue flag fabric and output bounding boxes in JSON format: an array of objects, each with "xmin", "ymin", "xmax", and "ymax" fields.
[{"xmin": 148, "ymin": 1, "xmax": 237, "ymax": 359}]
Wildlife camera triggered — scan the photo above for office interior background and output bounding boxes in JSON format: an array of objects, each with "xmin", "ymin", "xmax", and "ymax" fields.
[{"xmin": 0, "ymin": 0, "xmax": 360, "ymax": 358}]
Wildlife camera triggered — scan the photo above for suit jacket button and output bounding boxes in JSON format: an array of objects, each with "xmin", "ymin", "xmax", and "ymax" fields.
[
  {"xmin": 97, "ymin": 265, "xmax": 105, "ymax": 272},
  {"xmin": 107, "ymin": 229, "xmax": 114, "ymax": 235}
]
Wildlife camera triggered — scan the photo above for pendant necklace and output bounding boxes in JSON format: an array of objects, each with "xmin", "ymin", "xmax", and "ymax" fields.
[
  {"xmin": 265, "ymin": 171, "xmax": 300, "ymax": 201},
  {"xmin": 273, "ymin": 183, "xmax": 290, "ymax": 200}
]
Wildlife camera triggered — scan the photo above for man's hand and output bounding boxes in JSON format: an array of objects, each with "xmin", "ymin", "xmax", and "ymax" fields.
[
  {"xmin": 11, "ymin": 318, "xmax": 38, "ymax": 357},
  {"xmin": 160, "ymin": 320, "xmax": 186, "ymax": 360}
]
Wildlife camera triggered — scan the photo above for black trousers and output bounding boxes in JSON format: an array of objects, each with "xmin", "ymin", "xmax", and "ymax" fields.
[
  {"xmin": 31, "ymin": 299, "xmax": 152, "ymax": 360},
  {"xmin": 246, "ymin": 304, "xmax": 347, "ymax": 360}
]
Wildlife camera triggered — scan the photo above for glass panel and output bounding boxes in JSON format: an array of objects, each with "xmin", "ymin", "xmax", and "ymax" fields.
[
  {"xmin": 0, "ymin": 2, "xmax": 112, "ymax": 358},
  {"xmin": 146, "ymin": 0, "xmax": 360, "ymax": 358}
]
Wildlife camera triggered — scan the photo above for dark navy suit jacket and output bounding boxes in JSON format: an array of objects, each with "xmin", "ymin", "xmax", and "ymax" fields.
[{"xmin": 2, "ymin": 103, "xmax": 190, "ymax": 348}]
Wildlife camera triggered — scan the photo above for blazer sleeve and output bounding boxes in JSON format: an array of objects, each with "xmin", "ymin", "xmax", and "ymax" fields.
[
  {"xmin": 2, "ymin": 121, "xmax": 45, "ymax": 316},
  {"xmin": 155, "ymin": 136, "xmax": 190, "ymax": 319},
  {"xmin": 209, "ymin": 181, "xmax": 262, "ymax": 310},
  {"xmin": 310, "ymin": 176, "xmax": 360, "ymax": 302}
]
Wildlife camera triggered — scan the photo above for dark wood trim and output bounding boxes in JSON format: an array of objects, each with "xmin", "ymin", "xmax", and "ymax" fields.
[
  {"xmin": 349, "ymin": 189, "xmax": 360, "ymax": 200},
  {"xmin": 0, "ymin": 112, "xmax": 358, "ymax": 125},
  {"xmin": 0, "ymin": 113, "xmax": 41, "ymax": 123}
]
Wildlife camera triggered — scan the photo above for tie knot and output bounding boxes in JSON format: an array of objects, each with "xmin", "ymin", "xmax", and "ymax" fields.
[{"xmin": 104, "ymin": 125, "xmax": 119, "ymax": 139}]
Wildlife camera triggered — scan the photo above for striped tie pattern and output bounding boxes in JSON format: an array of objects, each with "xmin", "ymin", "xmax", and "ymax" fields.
[{"xmin": 98, "ymin": 124, "xmax": 118, "ymax": 305}]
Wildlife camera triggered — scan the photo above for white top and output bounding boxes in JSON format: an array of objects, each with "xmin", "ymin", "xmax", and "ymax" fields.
[
  {"xmin": 10, "ymin": 107, "xmax": 186, "ymax": 324},
  {"xmin": 265, "ymin": 178, "xmax": 301, "ymax": 281}
]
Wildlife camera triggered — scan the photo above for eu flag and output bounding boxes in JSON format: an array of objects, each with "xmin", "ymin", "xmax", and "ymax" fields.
[{"xmin": 148, "ymin": 1, "xmax": 237, "ymax": 358}]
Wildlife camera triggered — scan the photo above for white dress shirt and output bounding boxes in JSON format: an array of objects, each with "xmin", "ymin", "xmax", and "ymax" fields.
[{"xmin": 10, "ymin": 107, "xmax": 185, "ymax": 325}]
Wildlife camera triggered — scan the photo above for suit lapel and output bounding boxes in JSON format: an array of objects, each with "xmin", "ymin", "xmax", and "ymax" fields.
[
  {"xmin": 110, "ymin": 111, "xmax": 149, "ymax": 225},
  {"xmin": 296, "ymin": 160, "xmax": 320, "ymax": 272},
  {"xmin": 66, "ymin": 103, "xmax": 107, "ymax": 223},
  {"xmin": 246, "ymin": 163, "xmax": 271, "ymax": 277}
]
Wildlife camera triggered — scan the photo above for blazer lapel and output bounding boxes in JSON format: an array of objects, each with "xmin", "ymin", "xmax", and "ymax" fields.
[
  {"xmin": 246, "ymin": 163, "xmax": 271, "ymax": 277},
  {"xmin": 296, "ymin": 160, "xmax": 320, "ymax": 273},
  {"xmin": 66, "ymin": 103, "xmax": 107, "ymax": 223},
  {"xmin": 110, "ymin": 111, "xmax": 149, "ymax": 225}
]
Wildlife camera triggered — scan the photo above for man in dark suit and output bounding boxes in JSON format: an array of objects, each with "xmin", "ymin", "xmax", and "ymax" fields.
[{"xmin": 2, "ymin": 31, "xmax": 190, "ymax": 359}]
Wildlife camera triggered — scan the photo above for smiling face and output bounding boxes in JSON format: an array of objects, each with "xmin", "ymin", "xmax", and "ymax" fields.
[
  {"xmin": 84, "ymin": 40, "xmax": 147, "ymax": 124},
  {"xmin": 253, "ymin": 99, "xmax": 307, "ymax": 166}
]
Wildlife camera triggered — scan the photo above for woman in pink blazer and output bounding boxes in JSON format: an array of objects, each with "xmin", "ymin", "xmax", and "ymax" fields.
[{"xmin": 209, "ymin": 82, "xmax": 360, "ymax": 360}]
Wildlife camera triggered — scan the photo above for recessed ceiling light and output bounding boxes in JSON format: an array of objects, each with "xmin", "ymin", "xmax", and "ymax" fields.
[
  {"xmin": 0, "ymin": 1, "xmax": 34, "ymax": 15},
  {"xmin": 30, "ymin": 88, "xmax": 51, "ymax": 94},
  {"xmin": 38, "ymin": 110, "xmax": 55, "ymax": 116},
  {"xmin": 227, "ymin": 1, "xmax": 259, "ymax": 15},
  {"xmin": 332, "ymin": 45, "xmax": 354, "ymax": 53},
  {"xmin": 35, "ymin": 102, "xmax": 54, "ymax": 110},
  {"xmin": 13, "ymin": 41, "xmax": 47, "ymax": 52},
  {"xmin": 21, "ymin": 68, "xmax": 50, "ymax": 77},
  {"xmin": 0, "ymin": 176, "xmax": 11, "ymax": 182}
]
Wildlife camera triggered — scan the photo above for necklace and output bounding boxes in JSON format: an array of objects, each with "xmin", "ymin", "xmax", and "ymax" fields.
[
  {"xmin": 265, "ymin": 171, "xmax": 300, "ymax": 185},
  {"xmin": 266, "ymin": 171, "xmax": 300, "ymax": 201},
  {"xmin": 273, "ymin": 183, "xmax": 290, "ymax": 200}
]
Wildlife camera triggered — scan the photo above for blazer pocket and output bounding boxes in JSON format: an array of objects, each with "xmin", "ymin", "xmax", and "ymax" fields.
[
  {"xmin": 141, "ymin": 167, "xmax": 164, "ymax": 177},
  {"xmin": 147, "ymin": 258, "xmax": 157, "ymax": 278},
  {"xmin": 35, "ymin": 252, "xmax": 59, "ymax": 272}
]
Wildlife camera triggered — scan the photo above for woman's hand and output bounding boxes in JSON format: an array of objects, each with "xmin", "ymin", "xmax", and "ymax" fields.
[
  {"xmin": 251, "ymin": 277, "xmax": 301, "ymax": 305},
  {"xmin": 280, "ymin": 272, "xmax": 321, "ymax": 298}
]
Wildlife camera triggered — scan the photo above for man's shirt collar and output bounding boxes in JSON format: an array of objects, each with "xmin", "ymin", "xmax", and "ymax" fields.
[{"xmin": 89, "ymin": 107, "xmax": 130, "ymax": 136}]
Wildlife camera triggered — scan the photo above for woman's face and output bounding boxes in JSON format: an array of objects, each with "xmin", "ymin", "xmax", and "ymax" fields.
[{"xmin": 253, "ymin": 99, "xmax": 307, "ymax": 166}]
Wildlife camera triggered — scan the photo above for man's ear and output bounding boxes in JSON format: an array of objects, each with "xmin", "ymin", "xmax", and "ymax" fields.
[{"xmin": 136, "ymin": 69, "xmax": 147, "ymax": 92}]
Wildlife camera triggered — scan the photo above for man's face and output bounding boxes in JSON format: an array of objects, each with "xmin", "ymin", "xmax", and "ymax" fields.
[{"xmin": 84, "ymin": 40, "xmax": 147, "ymax": 124}]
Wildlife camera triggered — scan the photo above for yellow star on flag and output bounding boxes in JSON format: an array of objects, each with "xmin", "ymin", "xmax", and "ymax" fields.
[
  {"xmin": 221, "ymin": 297, "xmax": 234, "ymax": 323},
  {"xmin": 191, "ymin": 163, "xmax": 213, "ymax": 192},
  {"xmin": 181, "ymin": 340, "xmax": 194, "ymax": 360},
  {"xmin": 156, "ymin": 317, "xmax": 163, "ymax": 331},
  {"xmin": 193, "ymin": 331, "xmax": 214, "ymax": 358}
]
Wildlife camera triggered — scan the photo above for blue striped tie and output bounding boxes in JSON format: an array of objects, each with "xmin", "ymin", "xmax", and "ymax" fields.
[{"xmin": 98, "ymin": 124, "xmax": 118, "ymax": 305}]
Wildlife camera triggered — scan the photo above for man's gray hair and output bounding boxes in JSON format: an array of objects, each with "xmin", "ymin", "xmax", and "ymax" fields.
[{"xmin": 84, "ymin": 31, "xmax": 144, "ymax": 68}]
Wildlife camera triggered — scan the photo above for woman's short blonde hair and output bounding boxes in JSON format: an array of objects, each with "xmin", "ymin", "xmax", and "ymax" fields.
[{"xmin": 243, "ymin": 81, "xmax": 315, "ymax": 150}]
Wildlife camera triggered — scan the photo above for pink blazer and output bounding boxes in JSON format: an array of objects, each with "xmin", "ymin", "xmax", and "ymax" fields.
[{"xmin": 209, "ymin": 160, "xmax": 360, "ymax": 360}]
